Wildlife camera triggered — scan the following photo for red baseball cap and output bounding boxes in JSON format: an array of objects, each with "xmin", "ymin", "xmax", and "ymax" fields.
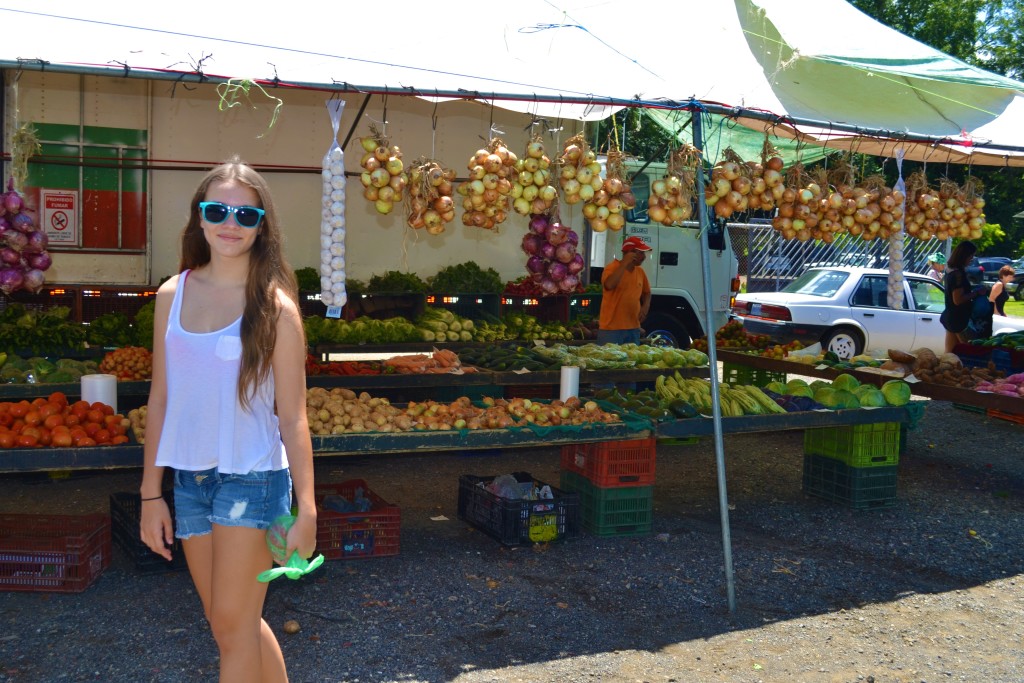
[{"xmin": 621, "ymin": 236, "xmax": 652, "ymax": 253}]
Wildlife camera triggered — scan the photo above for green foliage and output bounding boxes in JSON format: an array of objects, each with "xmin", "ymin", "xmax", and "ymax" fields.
[
  {"xmin": 133, "ymin": 300, "xmax": 156, "ymax": 350},
  {"xmin": 427, "ymin": 262, "xmax": 504, "ymax": 294},
  {"xmin": 87, "ymin": 312, "xmax": 135, "ymax": 348},
  {"xmin": 293, "ymin": 267, "xmax": 320, "ymax": 292},
  {"xmin": 0, "ymin": 304, "xmax": 87, "ymax": 354},
  {"xmin": 365, "ymin": 271, "xmax": 427, "ymax": 294}
]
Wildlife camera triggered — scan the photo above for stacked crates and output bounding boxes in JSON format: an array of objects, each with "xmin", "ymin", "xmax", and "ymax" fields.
[
  {"xmin": 802, "ymin": 422, "xmax": 900, "ymax": 509},
  {"xmin": 558, "ymin": 437, "xmax": 656, "ymax": 537}
]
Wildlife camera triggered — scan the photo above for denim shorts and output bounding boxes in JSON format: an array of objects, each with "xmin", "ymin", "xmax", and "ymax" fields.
[{"xmin": 173, "ymin": 467, "xmax": 292, "ymax": 540}]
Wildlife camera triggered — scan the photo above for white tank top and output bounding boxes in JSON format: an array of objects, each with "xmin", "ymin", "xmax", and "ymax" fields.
[{"xmin": 154, "ymin": 270, "xmax": 287, "ymax": 474}]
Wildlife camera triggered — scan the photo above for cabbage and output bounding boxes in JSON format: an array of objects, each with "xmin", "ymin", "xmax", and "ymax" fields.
[{"xmin": 881, "ymin": 380, "xmax": 911, "ymax": 406}]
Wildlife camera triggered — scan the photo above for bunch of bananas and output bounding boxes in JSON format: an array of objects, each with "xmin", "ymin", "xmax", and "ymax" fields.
[{"xmin": 655, "ymin": 372, "xmax": 786, "ymax": 417}]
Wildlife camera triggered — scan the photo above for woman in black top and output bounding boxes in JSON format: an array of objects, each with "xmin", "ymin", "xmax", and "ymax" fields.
[
  {"xmin": 940, "ymin": 240, "xmax": 984, "ymax": 352},
  {"xmin": 989, "ymin": 264, "xmax": 1015, "ymax": 317}
]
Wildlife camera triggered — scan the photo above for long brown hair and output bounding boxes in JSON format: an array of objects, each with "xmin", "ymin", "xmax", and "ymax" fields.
[
  {"xmin": 947, "ymin": 240, "xmax": 977, "ymax": 270},
  {"xmin": 179, "ymin": 157, "xmax": 300, "ymax": 411}
]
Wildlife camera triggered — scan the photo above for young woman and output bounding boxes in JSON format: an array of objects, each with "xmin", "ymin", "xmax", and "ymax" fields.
[
  {"xmin": 139, "ymin": 158, "xmax": 316, "ymax": 682},
  {"xmin": 989, "ymin": 264, "xmax": 1016, "ymax": 317},
  {"xmin": 940, "ymin": 240, "xmax": 984, "ymax": 353}
]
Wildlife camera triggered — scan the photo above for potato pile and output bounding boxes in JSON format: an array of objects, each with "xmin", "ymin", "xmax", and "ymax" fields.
[
  {"xmin": 899, "ymin": 348, "xmax": 1002, "ymax": 388},
  {"xmin": 127, "ymin": 405, "xmax": 147, "ymax": 443},
  {"xmin": 305, "ymin": 387, "xmax": 620, "ymax": 436}
]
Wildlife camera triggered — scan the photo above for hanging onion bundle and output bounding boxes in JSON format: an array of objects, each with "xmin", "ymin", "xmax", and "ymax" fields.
[
  {"xmin": 521, "ymin": 212, "xmax": 583, "ymax": 294},
  {"xmin": 908, "ymin": 176, "xmax": 985, "ymax": 242},
  {"xmin": 319, "ymin": 100, "xmax": 348, "ymax": 309},
  {"xmin": 557, "ymin": 133, "xmax": 602, "ymax": 207},
  {"xmin": 512, "ymin": 136, "xmax": 557, "ymax": 217},
  {"xmin": 705, "ymin": 148, "xmax": 756, "ymax": 221},
  {"xmin": 772, "ymin": 163, "xmax": 824, "ymax": 242},
  {"xmin": 648, "ymin": 145, "xmax": 698, "ymax": 227},
  {"xmin": 406, "ymin": 159, "xmax": 457, "ymax": 235},
  {"xmin": 0, "ymin": 178, "xmax": 50, "ymax": 295},
  {"xmin": 358, "ymin": 125, "xmax": 407, "ymax": 216},
  {"xmin": 751, "ymin": 137, "xmax": 785, "ymax": 214},
  {"xmin": 581, "ymin": 144, "xmax": 636, "ymax": 232},
  {"xmin": 457, "ymin": 137, "xmax": 516, "ymax": 230}
]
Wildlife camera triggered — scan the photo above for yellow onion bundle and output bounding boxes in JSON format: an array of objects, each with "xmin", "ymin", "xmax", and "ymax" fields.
[
  {"xmin": 457, "ymin": 137, "xmax": 516, "ymax": 230},
  {"xmin": 358, "ymin": 127, "xmax": 407, "ymax": 215},
  {"xmin": 905, "ymin": 175, "xmax": 985, "ymax": 241},
  {"xmin": 772, "ymin": 163, "xmax": 825, "ymax": 242},
  {"xmin": 557, "ymin": 133, "xmax": 602, "ymax": 207},
  {"xmin": 512, "ymin": 136, "xmax": 557, "ymax": 216},
  {"xmin": 648, "ymin": 146, "xmax": 698, "ymax": 226},
  {"xmin": 406, "ymin": 159, "xmax": 457, "ymax": 235},
  {"xmin": 583, "ymin": 145, "xmax": 636, "ymax": 232}
]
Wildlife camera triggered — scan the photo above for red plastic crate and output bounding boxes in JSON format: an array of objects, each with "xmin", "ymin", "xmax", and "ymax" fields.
[
  {"xmin": 314, "ymin": 480, "xmax": 400, "ymax": 560},
  {"xmin": 0, "ymin": 513, "xmax": 111, "ymax": 592},
  {"xmin": 988, "ymin": 409, "xmax": 1024, "ymax": 425},
  {"xmin": 560, "ymin": 437, "xmax": 657, "ymax": 487}
]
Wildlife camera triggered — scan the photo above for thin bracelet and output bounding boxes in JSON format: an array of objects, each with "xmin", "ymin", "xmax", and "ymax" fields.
[{"xmin": 140, "ymin": 494, "xmax": 164, "ymax": 502}]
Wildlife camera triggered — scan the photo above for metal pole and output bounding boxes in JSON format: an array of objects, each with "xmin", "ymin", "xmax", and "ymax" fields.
[{"xmin": 691, "ymin": 104, "xmax": 737, "ymax": 614}]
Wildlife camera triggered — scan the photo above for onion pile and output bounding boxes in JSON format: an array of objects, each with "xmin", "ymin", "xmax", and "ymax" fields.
[
  {"xmin": 649, "ymin": 145, "xmax": 699, "ymax": 226},
  {"xmin": 0, "ymin": 178, "xmax": 51, "ymax": 295},
  {"xmin": 904, "ymin": 174, "xmax": 984, "ymax": 241},
  {"xmin": 319, "ymin": 143, "xmax": 347, "ymax": 308},
  {"xmin": 457, "ymin": 138, "xmax": 516, "ymax": 230},
  {"xmin": 521, "ymin": 213, "xmax": 585, "ymax": 295},
  {"xmin": 557, "ymin": 133, "xmax": 602, "ymax": 207},
  {"xmin": 358, "ymin": 128, "xmax": 407, "ymax": 216},
  {"xmin": 511, "ymin": 136, "xmax": 557, "ymax": 217},
  {"xmin": 407, "ymin": 159, "xmax": 457, "ymax": 235}
]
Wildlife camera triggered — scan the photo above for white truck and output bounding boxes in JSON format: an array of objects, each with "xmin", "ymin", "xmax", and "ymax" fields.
[{"xmin": 572, "ymin": 159, "xmax": 740, "ymax": 348}]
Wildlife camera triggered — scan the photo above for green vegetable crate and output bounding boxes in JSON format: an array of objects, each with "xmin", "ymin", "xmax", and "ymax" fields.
[
  {"xmin": 802, "ymin": 453, "xmax": 897, "ymax": 510},
  {"xmin": 803, "ymin": 422, "xmax": 901, "ymax": 468},
  {"xmin": 721, "ymin": 362, "xmax": 785, "ymax": 387},
  {"xmin": 559, "ymin": 470, "xmax": 653, "ymax": 537}
]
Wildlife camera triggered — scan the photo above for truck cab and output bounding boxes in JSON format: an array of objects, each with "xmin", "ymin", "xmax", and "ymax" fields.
[{"xmin": 574, "ymin": 159, "xmax": 740, "ymax": 347}]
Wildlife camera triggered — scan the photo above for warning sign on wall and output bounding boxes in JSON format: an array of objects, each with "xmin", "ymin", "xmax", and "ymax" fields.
[{"xmin": 41, "ymin": 189, "xmax": 79, "ymax": 244}]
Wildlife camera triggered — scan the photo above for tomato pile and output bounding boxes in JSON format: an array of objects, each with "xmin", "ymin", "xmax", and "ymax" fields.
[
  {"xmin": 100, "ymin": 346, "xmax": 153, "ymax": 380},
  {"xmin": 0, "ymin": 392, "xmax": 130, "ymax": 448}
]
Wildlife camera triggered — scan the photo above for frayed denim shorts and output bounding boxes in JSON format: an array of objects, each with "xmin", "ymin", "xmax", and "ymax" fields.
[{"xmin": 173, "ymin": 467, "xmax": 292, "ymax": 540}]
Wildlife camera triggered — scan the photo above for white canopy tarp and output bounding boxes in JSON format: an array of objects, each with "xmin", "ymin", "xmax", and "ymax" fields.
[{"xmin": 2, "ymin": 0, "xmax": 1024, "ymax": 163}]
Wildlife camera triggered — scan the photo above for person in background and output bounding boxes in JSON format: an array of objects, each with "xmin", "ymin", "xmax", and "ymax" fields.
[
  {"xmin": 940, "ymin": 240, "xmax": 986, "ymax": 353},
  {"xmin": 598, "ymin": 236, "xmax": 652, "ymax": 345},
  {"xmin": 139, "ymin": 157, "xmax": 316, "ymax": 683},
  {"xmin": 989, "ymin": 264, "xmax": 1015, "ymax": 317},
  {"xmin": 926, "ymin": 252, "xmax": 946, "ymax": 281}
]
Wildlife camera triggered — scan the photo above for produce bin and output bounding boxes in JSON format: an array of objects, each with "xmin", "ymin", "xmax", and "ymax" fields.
[
  {"xmin": 560, "ymin": 436, "xmax": 657, "ymax": 487},
  {"xmin": 803, "ymin": 422, "xmax": 901, "ymax": 467},
  {"xmin": 0, "ymin": 513, "xmax": 111, "ymax": 592},
  {"xmin": 500, "ymin": 294, "xmax": 569, "ymax": 323},
  {"xmin": 568, "ymin": 293, "xmax": 601, "ymax": 321},
  {"xmin": 802, "ymin": 453, "xmax": 897, "ymax": 510},
  {"xmin": 110, "ymin": 492, "xmax": 187, "ymax": 573},
  {"xmin": 458, "ymin": 472, "xmax": 579, "ymax": 545},
  {"xmin": 721, "ymin": 361, "xmax": 785, "ymax": 387},
  {"xmin": 426, "ymin": 293, "xmax": 500, "ymax": 320},
  {"xmin": 559, "ymin": 470, "xmax": 653, "ymax": 537},
  {"xmin": 314, "ymin": 480, "xmax": 400, "ymax": 560}
]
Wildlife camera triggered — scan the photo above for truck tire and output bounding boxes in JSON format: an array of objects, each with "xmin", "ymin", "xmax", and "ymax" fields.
[
  {"xmin": 822, "ymin": 326, "xmax": 863, "ymax": 360},
  {"xmin": 644, "ymin": 313, "xmax": 692, "ymax": 349}
]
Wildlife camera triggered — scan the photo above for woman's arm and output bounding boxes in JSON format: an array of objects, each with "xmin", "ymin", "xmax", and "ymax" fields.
[
  {"xmin": 139, "ymin": 277, "xmax": 176, "ymax": 560},
  {"xmin": 272, "ymin": 291, "xmax": 317, "ymax": 560},
  {"xmin": 989, "ymin": 281, "xmax": 1004, "ymax": 304}
]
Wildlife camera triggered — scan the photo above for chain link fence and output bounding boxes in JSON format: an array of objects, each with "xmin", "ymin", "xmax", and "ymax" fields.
[{"xmin": 727, "ymin": 222, "xmax": 945, "ymax": 293}]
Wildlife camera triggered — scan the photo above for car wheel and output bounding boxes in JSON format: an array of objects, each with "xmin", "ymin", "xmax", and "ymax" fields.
[
  {"xmin": 1015, "ymin": 286, "xmax": 1024, "ymax": 302},
  {"xmin": 822, "ymin": 326, "xmax": 863, "ymax": 360}
]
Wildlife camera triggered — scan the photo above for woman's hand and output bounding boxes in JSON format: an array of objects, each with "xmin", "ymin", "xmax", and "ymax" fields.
[
  {"xmin": 139, "ymin": 498, "xmax": 174, "ymax": 562},
  {"xmin": 285, "ymin": 510, "xmax": 317, "ymax": 561}
]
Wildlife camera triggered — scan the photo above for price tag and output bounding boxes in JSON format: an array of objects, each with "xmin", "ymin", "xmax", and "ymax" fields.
[{"xmin": 326, "ymin": 306, "xmax": 342, "ymax": 319}]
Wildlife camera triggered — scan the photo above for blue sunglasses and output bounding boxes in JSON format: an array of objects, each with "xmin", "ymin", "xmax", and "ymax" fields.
[{"xmin": 198, "ymin": 201, "xmax": 265, "ymax": 229}]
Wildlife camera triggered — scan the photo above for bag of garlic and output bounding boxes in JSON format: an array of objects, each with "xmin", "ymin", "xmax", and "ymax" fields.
[{"xmin": 320, "ymin": 98, "xmax": 347, "ymax": 310}]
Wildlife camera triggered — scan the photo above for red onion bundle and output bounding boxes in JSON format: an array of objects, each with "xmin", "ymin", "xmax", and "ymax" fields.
[
  {"xmin": 0, "ymin": 178, "xmax": 51, "ymax": 295},
  {"xmin": 521, "ymin": 213, "xmax": 584, "ymax": 295}
]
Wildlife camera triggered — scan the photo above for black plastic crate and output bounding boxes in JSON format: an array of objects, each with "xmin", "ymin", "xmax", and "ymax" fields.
[
  {"xmin": 457, "ymin": 472, "xmax": 579, "ymax": 545},
  {"xmin": 500, "ymin": 295, "xmax": 569, "ymax": 323},
  {"xmin": 568, "ymin": 293, "xmax": 602, "ymax": 321},
  {"xmin": 425, "ymin": 293, "xmax": 500, "ymax": 320},
  {"xmin": 802, "ymin": 454, "xmax": 897, "ymax": 510},
  {"xmin": 109, "ymin": 492, "xmax": 187, "ymax": 573}
]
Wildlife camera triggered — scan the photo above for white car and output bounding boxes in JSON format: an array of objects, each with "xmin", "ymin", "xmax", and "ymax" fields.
[{"xmin": 731, "ymin": 266, "xmax": 1024, "ymax": 359}]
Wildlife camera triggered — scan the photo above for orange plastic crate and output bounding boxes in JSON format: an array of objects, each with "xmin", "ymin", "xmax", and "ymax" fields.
[
  {"xmin": 0, "ymin": 513, "xmax": 111, "ymax": 593},
  {"xmin": 560, "ymin": 437, "xmax": 657, "ymax": 487},
  {"xmin": 314, "ymin": 480, "xmax": 400, "ymax": 560}
]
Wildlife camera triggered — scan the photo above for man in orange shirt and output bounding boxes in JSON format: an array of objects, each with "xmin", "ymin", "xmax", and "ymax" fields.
[{"xmin": 598, "ymin": 236, "xmax": 652, "ymax": 345}]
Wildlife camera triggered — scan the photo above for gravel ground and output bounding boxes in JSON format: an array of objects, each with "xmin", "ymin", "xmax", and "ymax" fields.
[{"xmin": 1, "ymin": 399, "xmax": 1023, "ymax": 683}]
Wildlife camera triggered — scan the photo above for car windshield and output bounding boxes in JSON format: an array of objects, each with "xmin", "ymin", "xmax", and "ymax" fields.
[{"xmin": 783, "ymin": 269, "xmax": 850, "ymax": 297}]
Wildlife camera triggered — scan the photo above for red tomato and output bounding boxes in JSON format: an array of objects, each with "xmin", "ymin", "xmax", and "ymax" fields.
[
  {"xmin": 86, "ymin": 409, "xmax": 105, "ymax": 425},
  {"xmin": 23, "ymin": 411, "xmax": 42, "ymax": 427},
  {"xmin": 16, "ymin": 434, "xmax": 38, "ymax": 448},
  {"xmin": 76, "ymin": 437, "xmax": 96, "ymax": 447},
  {"xmin": 47, "ymin": 391, "xmax": 68, "ymax": 407},
  {"xmin": 50, "ymin": 432, "xmax": 73, "ymax": 448},
  {"xmin": 0, "ymin": 432, "xmax": 14, "ymax": 448}
]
